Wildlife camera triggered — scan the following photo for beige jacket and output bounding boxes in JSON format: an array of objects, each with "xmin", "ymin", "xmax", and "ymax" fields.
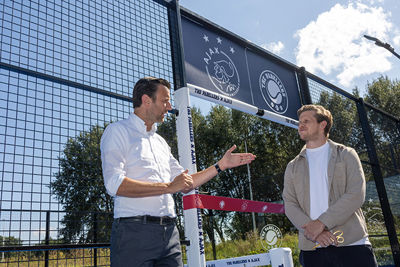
[{"xmin": 283, "ymin": 140, "xmax": 369, "ymax": 251}]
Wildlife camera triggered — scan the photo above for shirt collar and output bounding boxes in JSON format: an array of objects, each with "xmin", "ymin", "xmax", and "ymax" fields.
[
  {"xmin": 300, "ymin": 139, "xmax": 333, "ymax": 158},
  {"xmin": 129, "ymin": 113, "xmax": 157, "ymax": 135}
]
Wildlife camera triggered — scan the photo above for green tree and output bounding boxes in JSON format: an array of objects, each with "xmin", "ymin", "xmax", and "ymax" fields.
[
  {"xmin": 365, "ymin": 76, "xmax": 400, "ymax": 118},
  {"xmin": 51, "ymin": 124, "xmax": 113, "ymax": 243},
  {"xmin": 179, "ymin": 106, "xmax": 302, "ymax": 240},
  {"xmin": 364, "ymin": 76, "xmax": 400, "ymax": 176},
  {"xmin": 316, "ymin": 91, "xmax": 375, "ymax": 180},
  {"xmin": 318, "ymin": 91, "xmax": 360, "ymax": 148},
  {"xmin": 160, "ymin": 106, "xmax": 299, "ymax": 241},
  {"xmin": 0, "ymin": 236, "xmax": 24, "ymax": 259}
]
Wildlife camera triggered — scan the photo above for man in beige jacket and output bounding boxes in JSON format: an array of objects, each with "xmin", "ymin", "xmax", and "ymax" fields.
[{"xmin": 283, "ymin": 104, "xmax": 377, "ymax": 267}]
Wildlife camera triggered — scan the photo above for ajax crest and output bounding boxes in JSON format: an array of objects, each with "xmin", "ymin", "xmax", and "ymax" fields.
[
  {"xmin": 259, "ymin": 70, "xmax": 288, "ymax": 114},
  {"xmin": 203, "ymin": 35, "xmax": 240, "ymax": 96}
]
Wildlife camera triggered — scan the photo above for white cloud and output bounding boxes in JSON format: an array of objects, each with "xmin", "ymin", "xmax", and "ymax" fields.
[
  {"xmin": 295, "ymin": 2, "xmax": 397, "ymax": 87},
  {"xmin": 261, "ymin": 41, "xmax": 284, "ymax": 55},
  {"xmin": 394, "ymin": 35, "xmax": 400, "ymax": 46}
]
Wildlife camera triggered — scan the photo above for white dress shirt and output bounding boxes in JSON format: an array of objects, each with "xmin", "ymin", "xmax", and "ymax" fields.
[{"xmin": 100, "ymin": 113, "xmax": 184, "ymax": 218}]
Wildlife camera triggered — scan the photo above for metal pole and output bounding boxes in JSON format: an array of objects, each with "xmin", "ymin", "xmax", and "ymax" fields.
[
  {"xmin": 297, "ymin": 66, "xmax": 312, "ymax": 105},
  {"xmin": 1, "ymin": 236, "xmax": 4, "ymax": 261},
  {"xmin": 208, "ymin": 209, "xmax": 217, "ymax": 260},
  {"xmin": 245, "ymin": 141, "xmax": 257, "ymax": 233},
  {"xmin": 364, "ymin": 35, "xmax": 400, "ymax": 60},
  {"xmin": 356, "ymin": 98, "xmax": 400, "ymax": 266},
  {"xmin": 93, "ymin": 213, "xmax": 98, "ymax": 267},
  {"xmin": 45, "ymin": 211, "xmax": 50, "ymax": 267},
  {"xmin": 167, "ymin": 0, "xmax": 187, "ymax": 89},
  {"xmin": 175, "ymin": 87, "xmax": 206, "ymax": 266}
]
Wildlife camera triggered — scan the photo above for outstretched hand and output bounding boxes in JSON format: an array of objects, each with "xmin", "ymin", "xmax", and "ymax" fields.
[{"xmin": 218, "ymin": 145, "xmax": 256, "ymax": 170}]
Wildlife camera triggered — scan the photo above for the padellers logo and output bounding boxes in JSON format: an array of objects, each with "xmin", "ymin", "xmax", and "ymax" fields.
[
  {"xmin": 259, "ymin": 70, "xmax": 288, "ymax": 114},
  {"xmin": 260, "ymin": 224, "xmax": 283, "ymax": 250},
  {"xmin": 203, "ymin": 35, "xmax": 240, "ymax": 96}
]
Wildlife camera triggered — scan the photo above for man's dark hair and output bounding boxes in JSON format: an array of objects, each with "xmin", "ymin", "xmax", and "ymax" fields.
[{"xmin": 132, "ymin": 77, "xmax": 171, "ymax": 108}]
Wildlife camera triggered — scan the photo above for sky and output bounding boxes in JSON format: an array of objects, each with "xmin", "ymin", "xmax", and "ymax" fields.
[{"xmin": 179, "ymin": 0, "xmax": 400, "ymax": 111}]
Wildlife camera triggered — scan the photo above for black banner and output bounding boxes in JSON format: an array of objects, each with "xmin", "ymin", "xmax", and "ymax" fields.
[{"xmin": 181, "ymin": 15, "xmax": 301, "ymax": 120}]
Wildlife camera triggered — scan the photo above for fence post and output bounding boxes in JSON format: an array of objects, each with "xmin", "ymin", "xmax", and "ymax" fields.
[
  {"xmin": 93, "ymin": 213, "xmax": 98, "ymax": 267},
  {"xmin": 269, "ymin": 248, "xmax": 294, "ymax": 267},
  {"xmin": 167, "ymin": 0, "xmax": 187, "ymax": 89},
  {"xmin": 356, "ymin": 98, "xmax": 400, "ymax": 266},
  {"xmin": 45, "ymin": 211, "xmax": 50, "ymax": 267},
  {"xmin": 297, "ymin": 66, "xmax": 312, "ymax": 105}
]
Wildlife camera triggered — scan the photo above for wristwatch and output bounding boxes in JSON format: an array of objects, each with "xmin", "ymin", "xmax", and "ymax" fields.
[{"xmin": 214, "ymin": 163, "xmax": 222, "ymax": 174}]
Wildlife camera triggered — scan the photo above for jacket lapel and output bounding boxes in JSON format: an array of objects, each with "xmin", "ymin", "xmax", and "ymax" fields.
[
  {"xmin": 327, "ymin": 139, "xmax": 337, "ymax": 198},
  {"xmin": 299, "ymin": 147, "xmax": 311, "ymax": 216}
]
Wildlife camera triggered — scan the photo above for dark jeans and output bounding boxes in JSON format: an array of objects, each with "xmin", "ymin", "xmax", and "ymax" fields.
[
  {"xmin": 110, "ymin": 217, "xmax": 183, "ymax": 267},
  {"xmin": 300, "ymin": 245, "xmax": 377, "ymax": 267}
]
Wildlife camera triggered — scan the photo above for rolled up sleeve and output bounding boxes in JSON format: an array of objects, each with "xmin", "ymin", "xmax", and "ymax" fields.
[
  {"xmin": 169, "ymin": 156, "xmax": 184, "ymax": 180},
  {"xmin": 100, "ymin": 124, "xmax": 126, "ymax": 197}
]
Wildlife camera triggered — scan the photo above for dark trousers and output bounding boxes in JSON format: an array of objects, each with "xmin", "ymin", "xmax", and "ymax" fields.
[
  {"xmin": 300, "ymin": 245, "xmax": 377, "ymax": 267},
  {"xmin": 110, "ymin": 218, "xmax": 183, "ymax": 267}
]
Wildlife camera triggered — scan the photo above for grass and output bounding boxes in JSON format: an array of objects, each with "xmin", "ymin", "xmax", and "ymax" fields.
[
  {"xmin": 182, "ymin": 232, "xmax": 302, "ymax": 267},
  {"xmin": 1, "ymin": 232, "xmax": 395, "ymax": 266}
]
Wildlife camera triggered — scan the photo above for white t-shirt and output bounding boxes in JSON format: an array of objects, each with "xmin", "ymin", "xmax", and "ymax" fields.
[{"xmin": 306, "ymin": 142, "xmax": 330, "ymax": 220}]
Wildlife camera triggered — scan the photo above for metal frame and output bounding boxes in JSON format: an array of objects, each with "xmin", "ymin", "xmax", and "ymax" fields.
[
  {"xmin": 169, "ymin": 1, "xmax": 400, "ymax": 265},
  {"xmin": 1, "ymin": 0, "xmax": 399, "ymax": 265}
]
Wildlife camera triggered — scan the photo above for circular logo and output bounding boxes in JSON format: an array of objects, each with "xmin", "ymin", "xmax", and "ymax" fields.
[
  {"xmin": 260, "ymin": 224, "xmax": 283, "ymax": 250},
  {"xmin": 259, "ymin": 70, "xmax": 288, "ymax": 114},
  {"xmin": 205, "ymin": 49, "xmax": 240, "ymax": 96},
  {"xmin": 219, "ymin": 200, "xmax": 225, "ymax": 209}
]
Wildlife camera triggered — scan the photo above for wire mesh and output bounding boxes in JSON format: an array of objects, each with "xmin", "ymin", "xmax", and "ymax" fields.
[
  {"xmin": 307, "ymin": 75, "xmax": 399, "ymax": 266},
  {"xmin": 0, "ymin": 0, "xmax": 174, "ymax": 265}
]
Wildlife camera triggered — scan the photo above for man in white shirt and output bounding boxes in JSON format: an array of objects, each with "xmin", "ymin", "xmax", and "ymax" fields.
[
  {"xmin": 283, "ymin": 104, "xmax": 377, "ymax": 267},
  {"xmin": 101, "ymin": 77, "xmax": 256, "ymax": 266}
]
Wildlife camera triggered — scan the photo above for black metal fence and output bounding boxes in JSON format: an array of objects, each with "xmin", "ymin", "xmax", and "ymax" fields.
[
  {"xmin": 0, "ymin": 0, "xmax": 172, "ymax": 265},
  {"xmin": 304, "ymin": 73, "xmax": 400, "ymax": 266},
  {"xmin": 1, "ymin": 0, "xmax": 399, "ymax": 266}
]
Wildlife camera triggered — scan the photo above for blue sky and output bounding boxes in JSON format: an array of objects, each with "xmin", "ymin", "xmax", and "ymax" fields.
[{"xmin": 180, "ymin": 0, "xmax": 400, "ymax": 111}]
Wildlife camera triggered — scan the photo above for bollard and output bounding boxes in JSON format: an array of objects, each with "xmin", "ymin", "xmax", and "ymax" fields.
[{"xmin": 269, "ymin": 247, "xmax": 294, "ymax": 267}]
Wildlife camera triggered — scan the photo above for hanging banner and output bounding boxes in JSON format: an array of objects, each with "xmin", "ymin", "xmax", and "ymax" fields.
[{"xmin": 181, "ymin": 15, "xmax": 302, "ymax": 120}]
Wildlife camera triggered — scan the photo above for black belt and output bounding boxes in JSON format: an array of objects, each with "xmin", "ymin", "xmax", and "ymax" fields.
[{"xmin": 117, "ymin": 215, "xmax": 175, "ymax": 225}]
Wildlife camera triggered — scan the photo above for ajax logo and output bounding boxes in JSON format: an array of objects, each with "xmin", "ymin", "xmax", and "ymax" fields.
[
  {"xmin": 203, "ymin": 35, "xmax": 240, "ymax": 96},
  {"xmin": 259, "ymin": 70, "xmax": 288, "ymax": 114}
]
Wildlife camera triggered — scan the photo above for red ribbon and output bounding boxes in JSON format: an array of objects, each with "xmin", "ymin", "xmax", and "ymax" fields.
[{"xmin": 183, "ymin": 194, "xmax": 284, "ymax": 214}]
